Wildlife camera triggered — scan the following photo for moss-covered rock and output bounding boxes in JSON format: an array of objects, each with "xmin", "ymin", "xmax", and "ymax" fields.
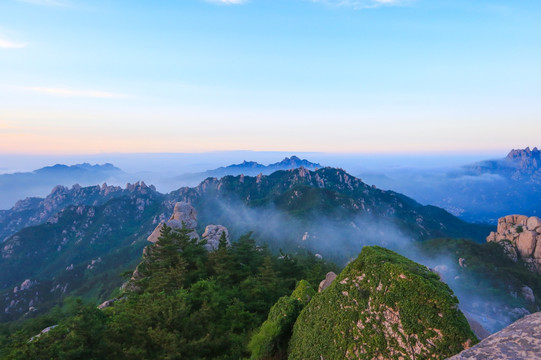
[{"xmin": 288, "ymin": 246, "xmax": 477, "ymax": 360}]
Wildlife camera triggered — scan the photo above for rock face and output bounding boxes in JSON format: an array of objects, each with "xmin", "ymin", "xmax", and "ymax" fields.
[
  {"xmin": 487, "ymin": 215, "xmax": 541, "ymax": 274},
  {"xmin": 147, "ymin": 202, "xmax": 199, "ymax": 243},
  {"xmin": 201, "ymin": 225, "xmax": 229, "ymax": 251},
  {"xmin": 448, "ymin": 311, "xmax": 541, "ymax": 360},
  {"xmin": 289, "ymin": 246, "xmax": 477, "ymax": 360}
]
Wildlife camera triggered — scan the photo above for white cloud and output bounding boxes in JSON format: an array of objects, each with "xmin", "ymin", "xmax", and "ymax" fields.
[
  {"xmin": 313, "ymin": 0, "xmax": 414, "ymax": 9},
  {"xmin": 21, "ymin": 86, "xmax": 129, "ymax": 99},
  {"xmin": 205, "ymin": 0, "xmax": 247, "ymax": 5},
  {"xmin": 0, "ymin": 37, "xmax": 27, "ymax": 49},
  {"xmin": 17, "ymin": 0, "xmax": 66, "ymax": 6}
]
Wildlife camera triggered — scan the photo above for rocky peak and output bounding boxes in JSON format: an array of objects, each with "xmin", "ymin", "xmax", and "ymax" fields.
[
  {"xmin": 147, "ymin": 202, "xmax": 199, "ymax": 243},
  {"xmin": 487, "ymin": 215, "xmax": 541, "ymax": 274}
]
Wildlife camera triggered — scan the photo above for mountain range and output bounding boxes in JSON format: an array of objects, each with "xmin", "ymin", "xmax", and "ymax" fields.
[
  {"xmin": 360, "ymin": 147, "xmax": 541, "ymax": 223},
  {"xmin": 0, "ymin": 163, "xmax": 124, "ymax": 210},
  {"xmin": 174, "ymin": 155, "xmax": 322, "ymax": 185},
  {"xmin": 0, "ymin": 166, "xmax": 494, "ymax": 322}
]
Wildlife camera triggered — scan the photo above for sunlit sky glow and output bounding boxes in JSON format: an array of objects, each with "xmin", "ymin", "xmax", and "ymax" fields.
[{"xmin": 1, "ymin": 0, "xmax": 540, "ymax": 155}]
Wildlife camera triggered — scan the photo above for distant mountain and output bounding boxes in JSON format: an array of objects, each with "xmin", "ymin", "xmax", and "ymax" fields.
[
  {"xmin": 0, "ymin": 167, "xmax": 494, "ymax": 322},
  {"xmin": 174, "ymin": 156, "xmax": 322, "ymax": 185},
  {"xmin": 359, "ymin": 147, "xmax": 541, "ymax": 224},
  {"xmin": 0, "ymin": 163, "xmax": 124, "ymax": 210},
  {"xmin": 465, "ymin": 146, "xmax": 541, "ymax": 183},
  {"xmin": 0, "ymin": 181, "xmax": 154, "ymax": 243}
]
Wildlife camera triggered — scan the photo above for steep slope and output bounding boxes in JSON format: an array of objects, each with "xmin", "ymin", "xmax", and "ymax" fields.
[{"xmin": 288, "ymin": 246, "xmax": 476, "ymax": 359}]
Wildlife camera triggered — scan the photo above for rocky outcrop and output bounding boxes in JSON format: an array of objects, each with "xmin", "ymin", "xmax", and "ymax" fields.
[
  {"xmin": 487, "ymin": 215, "xmax": 541, "ymax": 274},
  {"xmin": 201, "ymin": 225, "xmax": 229, "ymax": 251},
  {"xmin": 147, "ymin": 202, "xmax": 199, "ymax": 243},
  {"xmin": 448, "ymin": 311, "xmax": 541, "ymax": 360},
  {"xmin": 289, "ymin": 247, "xmax": 477, "ymax": 360},
  {"xmin": 318, "ymin": 271, "xmax": 336, "ymax": 292}
]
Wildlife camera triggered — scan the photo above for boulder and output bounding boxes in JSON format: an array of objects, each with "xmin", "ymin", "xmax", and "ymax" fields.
[
  {"xmin": 487, "ymin": 214, "xmax": 541, "ymax": 273},
  {"xmin": 147, "ymin": 202, "xmax": 199, "ymax": 243},
  {"xmin": 318, "ymin": 272, "xmax": 336, "ymax": 292},
  {"xmin": 527, "ymin": 216, "xmax": 541, "ymax": 232},
  {"xmin": 201, "ymin": 225, "xmax": 229, "ymax": 251},
  {"xmin": 516, "ymin": 231, "xmax": 537, "ymax": 258}
]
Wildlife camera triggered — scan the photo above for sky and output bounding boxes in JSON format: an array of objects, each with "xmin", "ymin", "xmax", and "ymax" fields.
[{"xmin": 1, "ymin": 0, "xmax": 540, "ymax": 155}]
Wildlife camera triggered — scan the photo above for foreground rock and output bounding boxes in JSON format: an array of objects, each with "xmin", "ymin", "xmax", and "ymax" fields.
[
  {"xmin": 289, "ymin": 246, "xmax": 476, "ymax": 360},
  {"xmin": 448, "ymin": 311, "xmax": 541, "ymax": 359},
  {"xmin": 487, "ymin": 215, "xmax": 541, "ymax": 274}
]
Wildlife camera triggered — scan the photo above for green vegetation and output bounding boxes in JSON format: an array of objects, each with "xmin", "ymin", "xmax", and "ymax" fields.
[
  {"xmin": 248, "ymin": 280, "xmax": 315, "ymax": 360},
  {"xmin": 288, "ymin": 246, "xmax": 477, "ymax": 360},
  {"xmin": 0, "ymin": 225, "xmax": 335, "ymax": 359}
]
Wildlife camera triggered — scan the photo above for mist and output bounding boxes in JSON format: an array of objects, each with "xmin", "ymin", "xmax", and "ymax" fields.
[{"xmin": 193, "ymin": 198, "xmax": 533, "ymax": 335}]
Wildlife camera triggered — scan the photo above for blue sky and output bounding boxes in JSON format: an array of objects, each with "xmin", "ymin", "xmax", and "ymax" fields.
[{"xmin": 1, "ymin": 0, "xmax": 540, "ymax": 154}]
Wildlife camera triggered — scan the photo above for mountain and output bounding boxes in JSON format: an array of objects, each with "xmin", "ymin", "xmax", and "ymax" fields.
[
  {"xmin": 0, "ymin": 181, "xmax": 155, "ymax": 243},
  {"xmin": 0, "ymin": 163, "xmax": 124, "ymax": 210},
  {"xmin": 360, "ymin": 147, "xmax": 541, "ymax": 224},
  {"xmin": 288, "ymin": 246, "xmax": 477, "ymax": 359},
  {"xmin": 170, "ymin": 167, "xmax": 493, "ymax": 253},
  {"xmin": 0, "ymin": 167, "xmax": 493, "ymax": 322},
  {"xmin": 0, "ymin": 182, "xmax": 167, "ymax": 321},
  {"xmin": 466, "ymin": 147, "xmax": 541, "ymax": 183},
  {"xmin": 174, "ymin": 155, "xmax": 322, "ymax": 185}
]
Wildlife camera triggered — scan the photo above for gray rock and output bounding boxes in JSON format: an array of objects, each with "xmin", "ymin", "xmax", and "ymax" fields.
[
  {"xmin": 201, "ymin": 225, "xmax": 229, "ymax": 251},
  {"xmin": 448, "ymin": 311, "xmax": 541, "ymax": 359},
  {"xmin": 147, "ymin": 202, "xmax": 199, "ymax": 243},
  {"xmin": 318, "ymin": 272, "xmax": 337, "ymax": 292}
]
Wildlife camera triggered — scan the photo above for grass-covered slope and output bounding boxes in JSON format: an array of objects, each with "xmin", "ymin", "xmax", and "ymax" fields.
[{"xmin": 288, "ymin": 246, "xmax": 477, "ymax": 360}]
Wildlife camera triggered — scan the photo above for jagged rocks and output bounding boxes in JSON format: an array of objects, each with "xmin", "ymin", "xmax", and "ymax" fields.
[
  {"xmin": 201, "ymin": 225, "xmax": 229, "ymax": 251},
  {"xmin": 147, "ymin": 202, "xmax": 199, "ymax": 243},
  {"xmin": 487, "ymin": 215, "xmax": 541, "ymax": 274},
  {"xmin": 448, "ymin": 311, "xmax": 541, "ymax": 360}
]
